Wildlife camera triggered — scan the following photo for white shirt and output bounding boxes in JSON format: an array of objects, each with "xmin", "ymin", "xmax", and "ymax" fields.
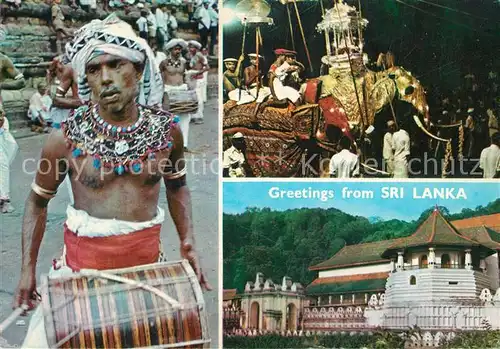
[
  {"xmin": 392, "ymin": 129, "xmax": 410, "ymax": 162},
  {"xmin": 136, "ymin": 17, "xmax": 147, "ymax": 32},
  {"xmin": 146, "ymin": 12, "xmax": 157, "ymax": 31},
  {"xmin": 223, "ymin": 146, "xmax": 246, "ymax": 177},
  {"xmin": 480, "ymin": 144, "xmax": 500, "ymax": 178},
  {"xmin": 156, "ymin": 8, "xmax": 167, "ymax": 30},
  {"xmin": 383, "ymin": 132, "xmax": 394, "ymax": 160},
  {"xmin": 329, "ymin": 149, "xmax": 360, "ymax": 178},
  {"xmin": 168, "ymin": 14, "xmax": 178, "ymax": 31},
  {"xmin": 209, "ymin": 8, "xmax": 218, "ymax": 27},
  {"xmin": 196, "ymin": 6, "xmax": 211, "ymax": 30}
]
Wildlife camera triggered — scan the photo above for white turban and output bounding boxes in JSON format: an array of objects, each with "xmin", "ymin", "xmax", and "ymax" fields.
[{"xmin": 64, "ymin": 14, "xmax": 163, "ymax": 107}]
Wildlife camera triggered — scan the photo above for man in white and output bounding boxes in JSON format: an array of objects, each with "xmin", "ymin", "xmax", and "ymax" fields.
[
  {"xmin": 329, "ymin": 137, "xmax": 360, "ymax": 178},
  {"xmin": 392, "ymin": 124, "xmax": 411, "ymax": 178},
  {"xmin": 223, "ymin": 132, "xmax": 246, "ymax": 178},
  {"xmin": 383, "ymin": 120, "xmax": 396, "ymax": 176},
  {"xmin": 269, "ymin": 49, "xmax": 303, "ymax": 105},
  {"xmin": 479, "ymin": 132, "xmax": 500, "ymax": 178},
  {"xmin": 208, "ymin": 3, "xmax": 218, "ymax": 56},
  {"xmin": 155, "ymin": 3, "xmax": 169, "ymax": 50},
  {"xmin": 194, "ymin": 0, "xmax": 211, "ymax": 50},
  {"xmin": 0, "ymin": 103, "xmax": 18, "ymax": 213},
  {"xmin": 28, "ymin": 82, "xmax": 52, "ymax": 131},
  {"xmin": 186, "ymin": 40, "xmax": 209, "ymax": 124},
  {"xmin": 146, "ymin": 4, "xmax": 157, "ymax": 47}
]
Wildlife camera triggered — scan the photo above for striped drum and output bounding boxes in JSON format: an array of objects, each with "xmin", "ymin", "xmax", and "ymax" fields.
[{"xmin": 41, "ymin": 260, "xmax": 210, "ymax": 348}]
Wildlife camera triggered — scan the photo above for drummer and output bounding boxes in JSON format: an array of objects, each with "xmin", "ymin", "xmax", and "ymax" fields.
[
  {"xmin": 227, "ymin": 53, "xmax": 271, "ymax": 105},
  {"xmin": 185, "ymin": 40, "xmax": 209, "ymax": 124},
  {"xmin": 12, "ymin": 14, "xmax": 211, "ymax": 347},
  {"xmin": 160, "ymin": 38, "xmax": 195, "ymax": 151}
]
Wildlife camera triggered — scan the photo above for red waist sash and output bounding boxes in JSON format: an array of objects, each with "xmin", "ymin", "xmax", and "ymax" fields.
[{"xmin": 64, "ymin": 224, "xmax": 161, "ymax": 272}]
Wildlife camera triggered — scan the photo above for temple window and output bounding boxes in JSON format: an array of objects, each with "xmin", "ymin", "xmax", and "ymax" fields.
[
  {"xmin": 441, "ymin": 254, "xmax": 451, "ymax": 268},
  {"xmin": 410, "ymin": 275, "xmax": 417, "ymax": 285},
  {"xmin": 420, "ymin": 255, "xmax": 428, "ymax": 268}
]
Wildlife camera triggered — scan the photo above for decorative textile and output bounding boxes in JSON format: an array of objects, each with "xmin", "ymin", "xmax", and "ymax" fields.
[
  {"xmin": 64, "ymin": 14, "xmax": 163, "ymax": 107},
  {"xmin": 223, "ymin": 128, "xmax": 309, "ymax": 177},
  {"xmin": 64, "ymin": 224, "xmax": 161, "ymax": 271},
  {"xmin": 62, "ymin": 103, "xmax": 177, "ymax": 174},
  {"xmin": 224, "ymin": 100, "xmax": 295, "ymax": 132},
  {"xmin": 318, "ymin": 95, "xmax": 353, "ymax": 140}
]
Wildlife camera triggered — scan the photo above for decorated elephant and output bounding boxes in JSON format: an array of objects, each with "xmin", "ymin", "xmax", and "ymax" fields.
[{"xmin": 223, "ymin": 63, "xmax": 435, "ymax": 177}]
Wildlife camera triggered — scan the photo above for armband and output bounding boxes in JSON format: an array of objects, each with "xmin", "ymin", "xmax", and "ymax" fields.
[
  {"xmin": 164, "ymin": 167, "xmax": 187, "ymax": 180},
  {"xmin": 31, "ymin": 182, "xmax": 57, "ymax": 200},
  {"xmin": 14, "ymin": 73, "xmax": 24, "ymax": 80}
]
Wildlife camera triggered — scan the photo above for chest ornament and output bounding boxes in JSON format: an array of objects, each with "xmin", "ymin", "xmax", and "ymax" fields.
[{"xmin": 62, "ymin": 103, "xmax": 180, "ymax": 175}]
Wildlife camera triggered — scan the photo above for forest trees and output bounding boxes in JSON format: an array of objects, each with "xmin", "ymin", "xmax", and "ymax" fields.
[{"xmin": 223, "ymin": 199, "xmax": 500, "ymax": 292}]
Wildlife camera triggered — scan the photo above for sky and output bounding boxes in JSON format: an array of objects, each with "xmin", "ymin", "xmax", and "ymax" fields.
[{"xmin": 223, "ymin": 181, "xmax": 500, "ymax": 221}]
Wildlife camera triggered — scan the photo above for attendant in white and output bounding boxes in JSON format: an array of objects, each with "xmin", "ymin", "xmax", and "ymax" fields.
[
  {"xmin": 194, "ymin": 0, "xmax": 211, "ymax": 50},
  {"xmin": 269, "ymin": 48, "xmax": 303, "ymax": 105},
  {"xmin": 329, "ymin": 137, "xmax": 360, "ymax": 178},
  {"xmin": 136, "ymin": 9, "xmax": 149, "ymax": 40},
  {"xmin": 186, "ymin": 40, "xmax": 209, "ymax": 124},
  {"xmin": 0, "ymin": 104, "xmax": 18, "ymax": 213},
  {"xmin": 208, "ymin": 3, "xmax": 218, "ymax": 56},
  {"xmin": 479, "ymin": 132, "xmax": 500, "ymax": 178},
  {"xmin": 146, "ymin": 5, "xmax": 157, "ymax": 47},
  {"xmin": 392, "ymin": 126, "xmax": 411, "ymax": 178},
  {"xmin": 223, "ymin": 132, "xmax": 246, "ymax": 178},
  {"xmin": 167, "ymin": 6, "xmax": 179, "ymax": 38},
  {"xmin": 28, "ymin": 82, "xmax": 52, "ymax": 131},
  {"xmin": 155, "ymin": 4, "xmax": 168, "ymax": 50},
  {"xmin": 383, "ymin": 120, "xmax": 396, "ymax": 175}
]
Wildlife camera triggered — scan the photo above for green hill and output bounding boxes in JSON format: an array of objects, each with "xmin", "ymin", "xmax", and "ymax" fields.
[{"xmin": 223, "ymin": 199, "xmax": 500, "ymax": 292}]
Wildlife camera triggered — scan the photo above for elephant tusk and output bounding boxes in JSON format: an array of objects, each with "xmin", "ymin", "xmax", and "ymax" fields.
[
  {"xmin": 433, "ymin": 121, "xmax": 463, "ymax": 129},
  {"xmin": 413, "ymin": 115, "xmax": 450, "ymax": 142},
  {"xmin": 361, "ymin": 163, "xmax": 390, "ymax": 176}
]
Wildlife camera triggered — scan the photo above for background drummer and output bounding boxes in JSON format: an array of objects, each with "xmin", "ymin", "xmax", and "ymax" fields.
[{"xmin": 160, "ymin": 38, "xmax": 194, "ymax": 151}]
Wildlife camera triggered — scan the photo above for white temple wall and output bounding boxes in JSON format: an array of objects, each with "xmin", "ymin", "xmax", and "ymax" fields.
[
  {"xmin": 485, "ymin": 253, "xmax": 499, "ymax": 290},
  {"xmin": 364, "ymin": 308, "xmax": 384, "ymax": 328},
  {"xmin": 318, "ymin": 263, "xmax": 390, "ymax": 278},
  {"xmin": 385, "ymin": 269, "xmax": 489, "ymax": 306}
]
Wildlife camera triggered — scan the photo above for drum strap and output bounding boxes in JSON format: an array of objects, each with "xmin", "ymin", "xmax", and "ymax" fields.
[{"xmin": 64, "ymin": 223, "xmax": 161, "ymax": 271}]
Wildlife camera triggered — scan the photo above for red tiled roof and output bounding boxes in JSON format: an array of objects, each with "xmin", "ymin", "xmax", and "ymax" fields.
[
  {"xmin": 308, "ymin": 272, "xmax": 390, "ymax": 286},
  {"xmin": 223, "ymin": 289, "xmax": 238, "ymax": 301},
  {"xmin": 381, "ymin": 209, "xmax": 493, "ymax": 258},
  {"xmin": 309, "ymin": 239, "xmax": 404, "ymax": 271},
  {"xmin": 310, "ymin": 212, "xmax": 500, "ymax": 271},
  {"xmin": 306, "ymin": 273, "xmax": 389, "ymax": 295},
  {"xmin": 451, "ymin": 214, "xmax": 500, "ymax": 232}
]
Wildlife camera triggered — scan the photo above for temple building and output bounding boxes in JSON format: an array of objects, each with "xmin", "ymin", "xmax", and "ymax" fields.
[
  {"xmin": 304, "ymin": 210, "xmax": 500, "ymax": 332},
  {"xmin": 224, "ymin": 211, "xmax": 500, "ymax": 336},
  {"xmin": 228, "ymin": 273, "xmax": 306, "ymax": 332}
]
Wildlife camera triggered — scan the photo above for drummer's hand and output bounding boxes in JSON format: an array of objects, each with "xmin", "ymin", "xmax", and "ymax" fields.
[
  {"xmin": 12, "ymin": 271, "xmax": 38, "ymax": 313},
  {"xmin": 181, "ymin": 241, "xmax": 213, "ymax": 292}
]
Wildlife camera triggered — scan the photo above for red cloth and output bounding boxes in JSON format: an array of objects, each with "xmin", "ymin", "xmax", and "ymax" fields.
[
  {"xmin": 318, "ymin": 96, "xmax": 353, "ymax": 140},
  {"xmin": 64, "ymin": 224, "xmax": 161, "ymax": 271}
]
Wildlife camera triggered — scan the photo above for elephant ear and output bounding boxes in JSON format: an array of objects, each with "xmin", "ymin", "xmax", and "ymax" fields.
[{"xmin": 369, "ymin": 77, "xmax": 397, "ymax": 117}]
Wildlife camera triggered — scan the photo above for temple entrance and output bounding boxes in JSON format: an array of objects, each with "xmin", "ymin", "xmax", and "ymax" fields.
[
  {"xmin": 249, "ymin": 301, "xmax": 260, "ymax": 329},
  {"xmin": 441, "ymin": 254, "xmax": 451, "ymax": 268},
  {"xmin": 420, "ymin": 255, "xmax": 428, "ymax": 268},
  {"xmin": 286, "ymin": 303, "xmax": 297, "ymax": 331}
]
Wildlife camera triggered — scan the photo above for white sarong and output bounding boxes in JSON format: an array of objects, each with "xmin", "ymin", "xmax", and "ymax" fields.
[
  {"xmin": 0, "ymin": 118, "xmax": 18, "ymax": 200},
  {"xmin": 228, "ymin": 86, "xmax": 271, "ymax": 105},
  {"xmin": 164, "ymin": 83, "xmax": 195, "ymax": 147},
  {"xmin": 21, "ymin": 206, "xmax": 166, "ymax": 348}
]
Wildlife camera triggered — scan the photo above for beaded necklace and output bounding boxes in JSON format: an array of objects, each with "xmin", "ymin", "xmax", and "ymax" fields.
[
  {"xmin": 166, "ymin": 54, "xmax": 184, "ymax": 68},
  {"xmin": 62, "ymin": 103, "xmax": 180, "ymax": 175}
]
